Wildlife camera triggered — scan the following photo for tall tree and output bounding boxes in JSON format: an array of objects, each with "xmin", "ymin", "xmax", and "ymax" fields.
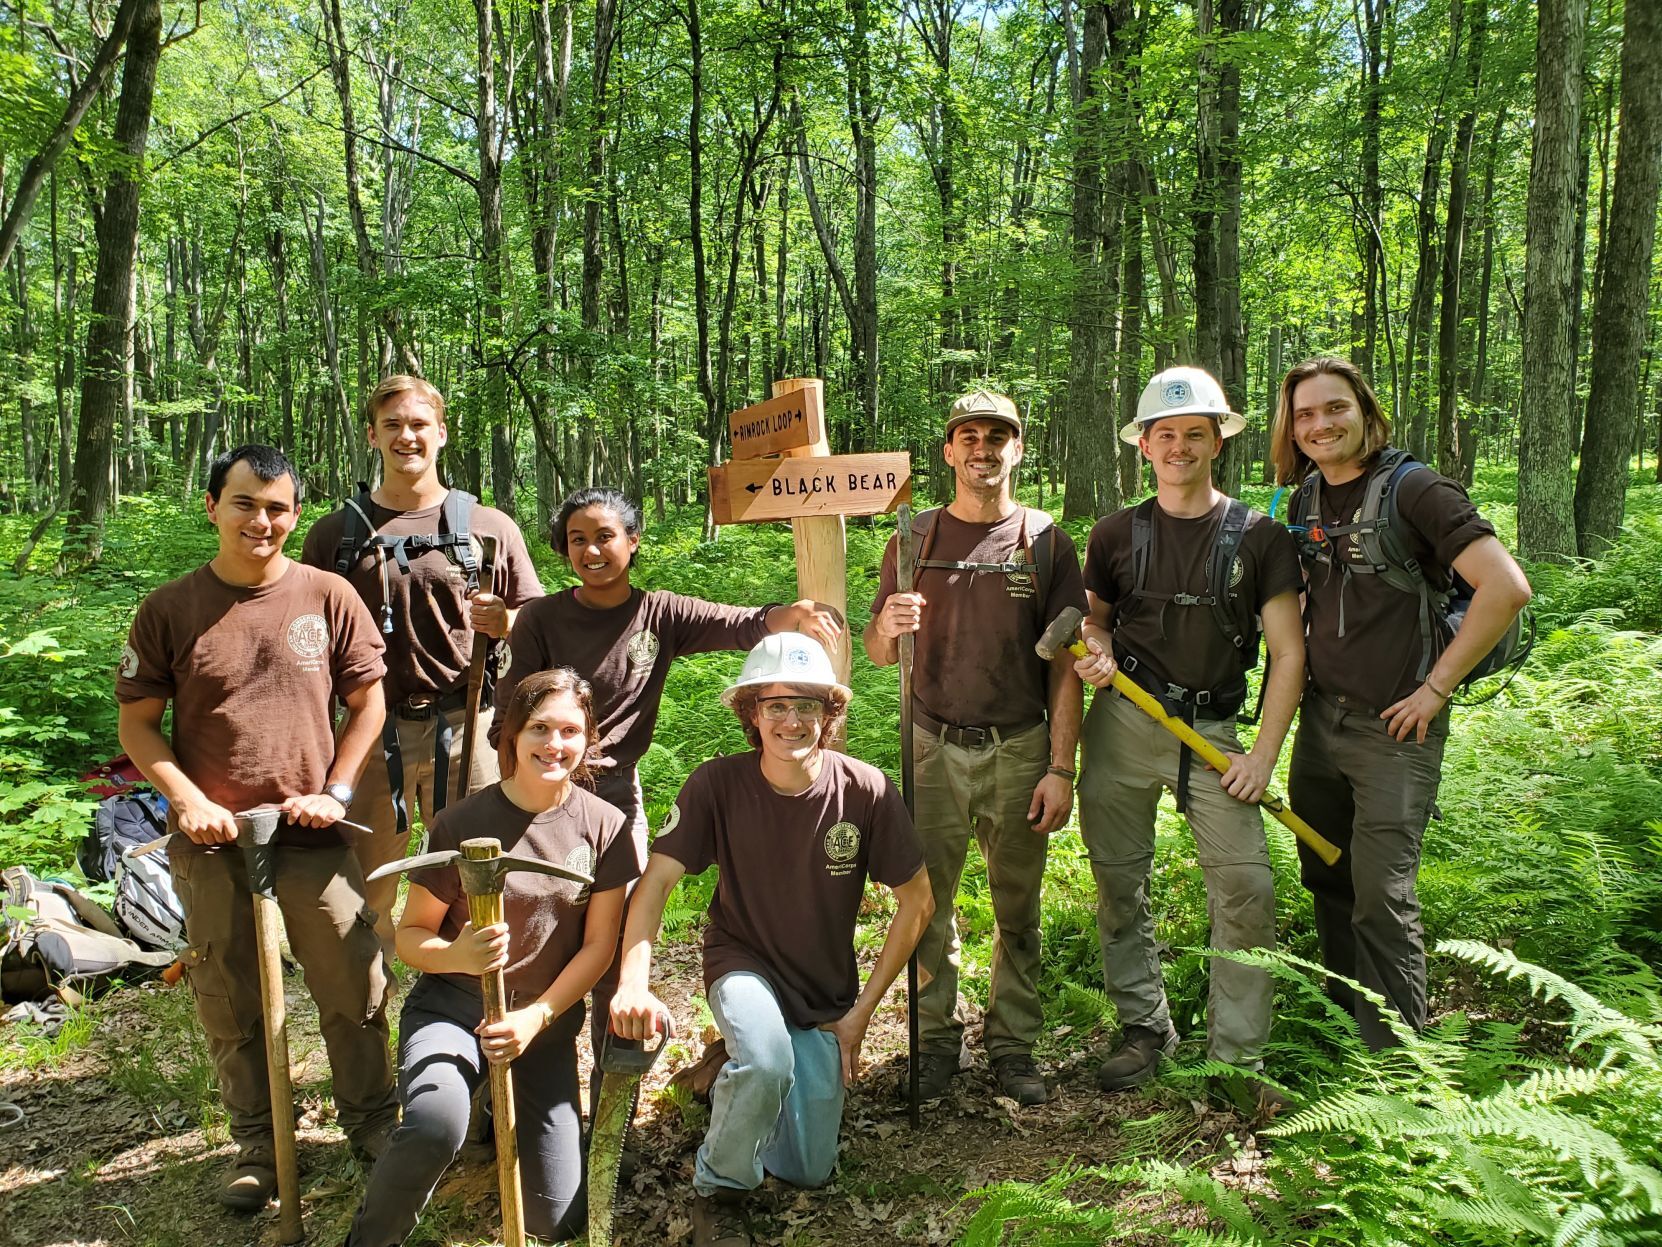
[
  {"xmin": 1573, "ymin": 0, "xmax": 1662, "ymax": 555},
  {"xmin": 1437, "ymin": 0, "xmax": 1484, "ymax": 479},
  {"xmin": 1518, "ymin": 0, "xmax": 1589, "ymax": 562},
  {"xmin": 64, "ymin": 0, "xmax": 162, "ymax": 562}
]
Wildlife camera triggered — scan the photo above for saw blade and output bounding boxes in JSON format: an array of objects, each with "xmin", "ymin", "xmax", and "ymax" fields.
[{"xmin": 586, "ymin": 1069, "xmax": 637, "ymax": 1245}]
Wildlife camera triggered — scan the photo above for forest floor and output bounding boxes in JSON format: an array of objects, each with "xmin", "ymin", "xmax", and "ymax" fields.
[{"xmin": 0, "ymin": 931, "xmax": 1265, "ymax": 1247}]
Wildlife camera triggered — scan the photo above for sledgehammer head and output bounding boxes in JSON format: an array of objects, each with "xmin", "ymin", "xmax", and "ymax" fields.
[{"xmin": 1036, "ymin": 606, "xmax": 1089, "ymax": 662}]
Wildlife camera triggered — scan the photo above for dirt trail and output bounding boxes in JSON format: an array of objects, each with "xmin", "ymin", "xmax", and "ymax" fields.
[{"xmin": 1, "ymin": 941, "xmax": 1252, "ymax": 1246}]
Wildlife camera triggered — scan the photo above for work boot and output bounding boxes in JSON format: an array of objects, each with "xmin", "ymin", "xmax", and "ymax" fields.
[
  {"xmin": 908, "ymin": 1051, "xmax": 962, "ymax": 1102},
  {"xmin": 217, "ymin": 1144, "xmax": 277, "ymax": 1213},
  {"xmin": 1095, "ymin": 1023, "xmax": 1179, "ymax": 1092},
  {"xmin": 348, "ymin": 1120, "xmax": 395, "ymax": 1167},
  {"xmin": 992, "ymin": 1053, "xmax": 1049, "ymax": 1106},
  {"xmin": 691, "ymin": 1189, "xmax": 753, "ymax": 1246}
]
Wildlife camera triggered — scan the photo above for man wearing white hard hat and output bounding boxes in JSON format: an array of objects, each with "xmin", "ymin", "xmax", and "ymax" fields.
[
  {"xmin": 1072, "ymin": 366, "xmax": 1305, "ymax": 1102},
  {"xmin": 611, "ymin": 634, "xmax": 932, "ymax": 1246},
  {"xmin": 865, "ymin": 389, "xmax": 1087, "ymax": 1107}
]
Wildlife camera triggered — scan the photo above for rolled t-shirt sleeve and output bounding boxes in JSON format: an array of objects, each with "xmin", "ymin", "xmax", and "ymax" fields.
[
  {"xmin": 591, "ymin": 814, "xmax": 642, "ymax": 893},
  {"xmin": 866, "ymin": 777, "xmax": 924, "ymax": 888},
  {"xmin": 115, "ymin": 598, "xmax": 176, "ymax": 703},
  {"xmin": 1255, "ymin": 523, "xmax": 1305, "ymax": 607},
  {"xmin": 651, "ymin": 770, "xmax": 717, "ymax": 876},
  {"xmin": 411, "ymin": 813, "xmax": 463, "ymax": 906},
  {"xmin": 496, "ymin": 523, "xmax": 544, "ymax": 609},
  {"xmin": 1042, "ymin": 526, "xmax": 1089, "ymax": 620},
  {"xmin": 329, "ymin": 588, "xmax": 387, "ymax": 698},
  {"xmin": 1400, "ymin": 475, "xmax": 1497, "ymax": 569},
  {"xmin": 491, "ymin": 602, "xmax": 554, "ymax": 745},
  {"xmin": 1081, "ymin": 517, "xmax": 1122, "ymax": 607}
]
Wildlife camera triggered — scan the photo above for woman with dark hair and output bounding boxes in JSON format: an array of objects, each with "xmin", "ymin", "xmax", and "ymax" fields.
[
  {"xmin": 347, "ymin": 669, "xmax": 638, "ymax": 1246},
  {"xmin": 494, "ymin": 487, "xmax": 842, "ymax": 1119}
]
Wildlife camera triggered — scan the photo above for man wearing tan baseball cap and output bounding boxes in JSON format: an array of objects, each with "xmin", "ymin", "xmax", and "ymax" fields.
[{"xmin": 865, "ymin": 388, "xmax": 1085, "ymax": 1107}]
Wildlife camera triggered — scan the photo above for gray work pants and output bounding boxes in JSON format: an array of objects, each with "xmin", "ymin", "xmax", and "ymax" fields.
[
  {"xmin": 1290, "ymin": 691, "xmax": 1446, "ymax": 1050},
  {"xmin": 1077, "ymin": 689, "xmax": 1275, "ymax": 1064},
  {"xmin": 349, "ymin": 974, "xmax": 584, "ymax": 1246}
]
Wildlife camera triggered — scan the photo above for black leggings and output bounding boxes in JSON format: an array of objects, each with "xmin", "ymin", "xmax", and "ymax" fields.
[{"xmin": 350, "ymin": 975, "xmax": 585, "ymax": 1246}]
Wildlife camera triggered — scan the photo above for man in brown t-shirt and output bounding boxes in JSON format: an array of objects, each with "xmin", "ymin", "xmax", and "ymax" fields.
[
  {"xmin": 1271, "ymin": 357, "xmax": 1532, "ymax": 1049},
  {"xmin": 611, "ymin": 634, "xmax": 932, "ymax": 1247},
  {"xmin": 865, "ymin": 390, "xmax": 1086, "ymax": 1106},
  {"xmin": 302, "ymin": 375, "xmax": 543, "ymax": 948},
  {"xmin": 1073, "ymin": 367, "xmax": 1305, "ymax": 1098},
  {"xmin": 115, "ymin": 444, "xmax": 397, "ymax": 1213}
]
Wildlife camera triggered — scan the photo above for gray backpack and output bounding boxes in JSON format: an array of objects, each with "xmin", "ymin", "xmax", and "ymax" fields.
[{"xmin": 1, "ymin": 866, "xmax": 174, "ymax": 1002}]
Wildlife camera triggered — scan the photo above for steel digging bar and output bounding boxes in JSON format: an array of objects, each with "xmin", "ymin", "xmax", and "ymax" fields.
[
  {"xmin": 1035, "ymin": 607, "xmax": 1341, "ymax": 866},
  {"xmin": 367, "ymin": 837, "xmax": 593, "ymax": 1247},
  {"xmin": 457, "ymin": 534, "xmax": 500, "ymax": 802},
  {"xmin": 232, "ymin": 808, "xmax": 304, "ymax": 1245},
  {"xmin": 895, "ymin": 503, "xmax": 921, "ymax": 1129}
]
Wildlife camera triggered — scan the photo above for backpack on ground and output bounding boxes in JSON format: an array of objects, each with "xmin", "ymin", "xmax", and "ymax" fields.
[
  {"xmin": 1287, "ymin": 448, "xmax": 1534, "ymax": 692},
  {"xmin": 1, "ymin": 866, "xmax": 175, "ymax": 1003},
  {"xmin": 79, "ymin": 786, "xmax": 186, "ymax": 952}
]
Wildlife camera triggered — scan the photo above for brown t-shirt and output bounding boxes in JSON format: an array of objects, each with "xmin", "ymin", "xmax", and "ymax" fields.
[
  {"xmin": 412, "ymin": 783, "xmax": 637, "ymax": 1023},
  {"xmin": 1084, "ymin": 497, "xmax": 1302, "ymax": 699},
  {"xmin": 1302, "ymin": 466, "xmax": 1495, "ymax": 709},
  {"xmin": 872, "ymin": 508, "xmax": 1087, "ymax": 730},
  {"xmin": 653, "ymin": 750, "xmax": 924, "ymax": 1030},
  {"xmin": 301, "ymin": 494, "xmax": 542, "ymax": 705},
  {"xmin": 493, "ymin": 588, "xmax": 775, "ymax": 772},
  {"xmin": 115, "ymin": 561, "xmax": 386, "ymax": 847}
]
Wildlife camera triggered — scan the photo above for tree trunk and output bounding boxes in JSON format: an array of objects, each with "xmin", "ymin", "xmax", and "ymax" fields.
[
  {"xmin": 1573, "ymin": 0, "xmax": 1662, "ymax": 555},
  {"xmin": 475, "ymin": 0, "xmax": 515, "ymax": 516},
  {"xmin": 1061, "ymin": 0, "xmax": 1106, "ymax": 520},
  {"xmin": 1213, "ymin": 0, "xmax": 1248, "ymax": 493},
  {"xmin": 65, "ymin": 0, "xmax": 161, "ymax": 563},
  {"xmin": 1354, "ymin": 0, "xmax": 1388, "ymax": 375},
  {"xmin": 1517, "ymin": 0, "xmax": 1588, "ymax": 563},
  {"xmin": 1437, "ymin": 0, "xmax": 1483, "ymax": 480}
]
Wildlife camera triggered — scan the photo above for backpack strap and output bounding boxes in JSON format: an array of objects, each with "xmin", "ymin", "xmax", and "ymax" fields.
[
  {"xmin": 1206, "ymin": 498, "xmax": 1254, "ymax": 661},
  {"xmin": 335, "ymin": 487, "xmax": 378, "ymax": 576},
  {"xmin": 440, "ymin": 489, "xmax": 479, "ymax": 593}
]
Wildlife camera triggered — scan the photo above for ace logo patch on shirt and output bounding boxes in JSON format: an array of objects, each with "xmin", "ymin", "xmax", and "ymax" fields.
[
  {"xmin": 626, "ymin": 629, "xmax": 660, "ymax": 669},
  {"xmin": 286, "ymin": 614, "xmax": 330, "ymax": 672},
  {"xmin": 823, "ymin": 820, "xmax": 861, "ymax": 876},
  {"xmin": 565, "ymin": 843, "xmax": 595, "ymax": 903}
]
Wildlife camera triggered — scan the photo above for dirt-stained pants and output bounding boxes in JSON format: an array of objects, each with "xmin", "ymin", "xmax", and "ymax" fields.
[
  {"xmin": 911, "ymin": 720, "xmax": 1050, "ymax": 1064},
  {"xmin": 1077, "ymin": 690, "xmax": 1275, "ymax": 1064},
  {"xmin": 349, "ymin": 704, "xmax": 499, "ymax": 950},
  {"xmin": 1290, "ymin": 691, "xmax": 1446, "ymax": 1051},
  {"xmin": 169, "ymin": 843, "xmax": 396, "ymax": 1150}
]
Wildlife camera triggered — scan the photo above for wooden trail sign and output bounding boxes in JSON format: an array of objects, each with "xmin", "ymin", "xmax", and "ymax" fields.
[
  {"xmin": 728, "ymin": 387, "xmax": 825, "ymax": 459},
  {"xmin": 706, "ymin": 452, "xmax": 911, "ymax": 526}
]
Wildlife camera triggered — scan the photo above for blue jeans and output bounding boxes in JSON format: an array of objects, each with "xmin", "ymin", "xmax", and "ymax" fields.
[{"xmin": 695, "ymin": 971, "xmax": 845, "ymax": 1195}]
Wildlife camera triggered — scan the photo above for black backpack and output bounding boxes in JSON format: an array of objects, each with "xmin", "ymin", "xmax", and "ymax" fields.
[
  {"xmin": 1288, "ymin": 449, "xmax": 1533, "ymax": 689},
  {"xmin": 79, "ymin": 787, "xmax": 186, "ymax": 951},
  {"xmin": 333, "ymin": 486, "xmax": 481, "ymax": 635},
  {"xmin": 1115, "ymin": 496, "xmax": 1260, "ymax": 718}
]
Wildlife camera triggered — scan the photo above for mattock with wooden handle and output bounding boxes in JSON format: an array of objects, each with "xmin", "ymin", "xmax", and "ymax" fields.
[{"xmin": 368, "ymin": 837, "xmax": 593, "ymax": 1247}]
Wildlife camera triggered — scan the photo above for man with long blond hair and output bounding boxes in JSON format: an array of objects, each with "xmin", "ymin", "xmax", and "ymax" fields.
[
  {"xmin": 1270, "ymin": 357, "xmax": 1531, "ymax": 1048},
  {"xmin": 302, "ymin": 375, "xmax": 543, "ymax": 953}
]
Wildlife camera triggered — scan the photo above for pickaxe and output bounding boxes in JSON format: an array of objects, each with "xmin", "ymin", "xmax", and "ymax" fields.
[
  {"xmin": 1036, "ymin": 606, "xmax": 1341, "ymax": 866},
  {"xmin": 368, "ymin": 837, "xmax": 592, "ymax": 1247},
  {"xmin": 123, "ymin": 812, "xmax": 376, "ymax": 861},
  {"xmin": 456, "ymin": 533, "xmax": 499, "ymax": 802}
]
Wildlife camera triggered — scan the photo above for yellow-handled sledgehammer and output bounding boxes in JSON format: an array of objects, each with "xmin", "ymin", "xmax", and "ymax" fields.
[{"xmin": 1036, "ymin": 606, "xmax": 1341, "ymax": 866}]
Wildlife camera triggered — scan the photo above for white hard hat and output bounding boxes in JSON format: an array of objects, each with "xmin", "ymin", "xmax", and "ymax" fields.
[
  {"xmin": 721, "ymin": 633, "xmax": 851, "ymax": 706},
  {"xmin": 1119, "ymin": 366, "xmax": 1247, "ymax": 445}
]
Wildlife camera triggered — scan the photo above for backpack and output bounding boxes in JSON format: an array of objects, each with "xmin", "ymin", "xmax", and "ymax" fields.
[
  {"xmin": 1287, "ymin": 448, "xmax": 1533, "ymax": 689},
  {"xmin": 333, "ymin": 486, "xmax": 482, "ymax": 635},
  {"xmin": 80, "ymin": 787, "xmax": 187, "ymax": 952},
  {"xmin": 1, "ymin": 866, "xmax": 174, "ymax": 1002},
  {"xmin": 908, "ymin": 506, "xmax": 1058, "ymax": 621},
  {"xmin": 1117, "ymin": 495, "xmax": 1260, "ymax": 717}
]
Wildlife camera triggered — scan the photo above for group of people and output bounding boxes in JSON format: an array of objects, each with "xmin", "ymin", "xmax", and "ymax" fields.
[{"xmin": 114, "ymin": 357, "xmax": 1531, "ymax": 1246}]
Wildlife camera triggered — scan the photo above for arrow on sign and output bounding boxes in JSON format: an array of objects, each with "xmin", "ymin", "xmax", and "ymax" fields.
[{"xmin": 745, "ymin": 482, "xmax": 763, "ymax": 494}]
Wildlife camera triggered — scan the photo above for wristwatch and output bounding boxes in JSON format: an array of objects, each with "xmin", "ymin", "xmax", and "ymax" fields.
[{"xmin": 324, "ymin": 781, "xmax": 355, "ymax": 807}]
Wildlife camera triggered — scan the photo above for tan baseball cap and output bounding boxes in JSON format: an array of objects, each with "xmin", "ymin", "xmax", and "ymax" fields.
[{"xmin": 945, "ymin": 390, "xmax": 1023, "ymax": 438}]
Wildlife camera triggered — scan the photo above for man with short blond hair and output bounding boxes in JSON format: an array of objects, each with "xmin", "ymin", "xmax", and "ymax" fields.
[{"xmin": 302, "ymin": 376, "xmax": 542, "ymax": 948}]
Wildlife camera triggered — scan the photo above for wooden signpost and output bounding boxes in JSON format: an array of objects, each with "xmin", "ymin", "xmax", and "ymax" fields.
[{"xmin": 709, "ymin": 378, "xmax": 912, "ymax": 693}]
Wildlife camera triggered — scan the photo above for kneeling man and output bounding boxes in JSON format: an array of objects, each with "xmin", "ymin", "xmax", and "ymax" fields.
[{"xmin": 611, "ymin": 634, "xmax": 932, "ymax": 1247}]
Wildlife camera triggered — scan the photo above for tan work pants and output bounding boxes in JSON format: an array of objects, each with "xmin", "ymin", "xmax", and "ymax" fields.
[
  {"xmin": 911, "ymin": 720, "xmax": 1051, "ymax": 1063},
  {"xmin": 170, "ymin": 844, "xmax": 396, "ymax": 1149}
]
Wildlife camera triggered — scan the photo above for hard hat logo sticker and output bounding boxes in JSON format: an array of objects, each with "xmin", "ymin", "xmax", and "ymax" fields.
[
  {"xmin": 786, "ymin": 648, "xmax": 811, "ymax": 669},
  {"xmin": 1162, "ymin": 380, "xmax": 1192, "ymax": 406}
]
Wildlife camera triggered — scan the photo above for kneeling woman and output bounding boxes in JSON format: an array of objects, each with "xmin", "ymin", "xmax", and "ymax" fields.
[{"xmin": 348, "ymin": 669, "xmax": 639, "ymax": 1246}]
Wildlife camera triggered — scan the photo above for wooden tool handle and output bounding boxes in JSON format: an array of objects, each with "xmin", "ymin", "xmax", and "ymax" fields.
[
  {"xmin": 253, "ymin": 896, "xmax": 303, "ymax": 1244},
  {"xmin": 462, "ymin": 841, "xmax": 524, "ymax": 1247}
]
